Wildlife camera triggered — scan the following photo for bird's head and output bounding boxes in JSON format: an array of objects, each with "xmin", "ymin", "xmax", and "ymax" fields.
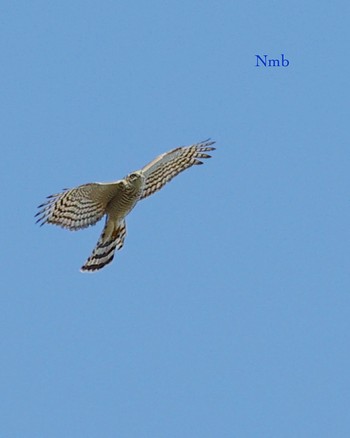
[{"xmin": 126, "ymin": 171, "xmax": 145, "ymax": 189}]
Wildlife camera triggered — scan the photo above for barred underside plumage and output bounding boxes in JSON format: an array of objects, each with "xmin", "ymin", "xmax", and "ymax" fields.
[{"xmin": 36, "ymin": 139, "xmax": 215, "ymax": 272}]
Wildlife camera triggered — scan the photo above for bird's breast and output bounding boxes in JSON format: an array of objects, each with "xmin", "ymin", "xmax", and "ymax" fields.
[{"xmin": 106, "ymin": 184, "xmax": 142, "ymax": 220}]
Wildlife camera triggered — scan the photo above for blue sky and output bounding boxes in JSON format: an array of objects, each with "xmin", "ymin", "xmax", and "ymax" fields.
[{"xmin": 1, "ymin": 1, "xmax": 350, "ymax": 436}]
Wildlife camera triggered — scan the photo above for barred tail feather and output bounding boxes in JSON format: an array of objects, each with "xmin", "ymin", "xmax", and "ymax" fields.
[{"xmin": 81, "ymin": 220, "xmax": 127, "ymax": 272}]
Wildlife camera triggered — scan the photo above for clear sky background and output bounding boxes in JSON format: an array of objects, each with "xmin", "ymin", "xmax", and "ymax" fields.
[{"xmin": 1, "ymin": 1, "xmax": 349, "ymax": 437}]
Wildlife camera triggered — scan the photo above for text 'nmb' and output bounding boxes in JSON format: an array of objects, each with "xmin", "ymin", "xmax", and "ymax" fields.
[{"xmin": 255, "ymin": 54, "xmax": 290, "ymax": 67}]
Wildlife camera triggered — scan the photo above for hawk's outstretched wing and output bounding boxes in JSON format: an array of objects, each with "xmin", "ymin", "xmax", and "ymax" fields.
[
  {"xmin": 140, "ymin": 139, "xmax": 215, "ymax": 200},
  {"xmin": 35, "ymin": 182, "xmax": 122, "ymax": 231}
]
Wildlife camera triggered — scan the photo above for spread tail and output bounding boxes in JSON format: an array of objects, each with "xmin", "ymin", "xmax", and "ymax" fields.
[{"xmin": 81, "ymin": 219, "xmax": 127, "ymax": 272}]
